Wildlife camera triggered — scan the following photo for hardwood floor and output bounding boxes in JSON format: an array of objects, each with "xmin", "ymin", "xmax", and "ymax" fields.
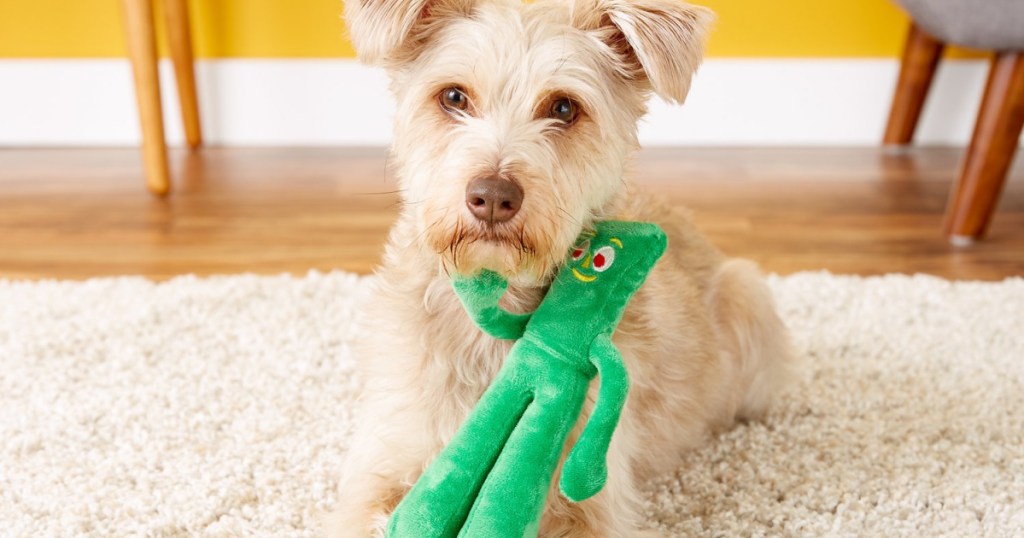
[{"xmin": 0, "ymin": 147, "xmax": 1021, "ymax": 281}]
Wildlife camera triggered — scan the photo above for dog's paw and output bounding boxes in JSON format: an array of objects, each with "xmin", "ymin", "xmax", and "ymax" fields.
[
  {"xmin": 368, "ymin": 512, "xmax": 390, "ymax": 538},
  {"xmin": 322, "ymin": 509, "xmax": 389, "ymax": 538}
]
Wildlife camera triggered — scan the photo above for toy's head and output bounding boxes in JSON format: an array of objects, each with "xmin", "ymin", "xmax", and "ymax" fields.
[
  {"xmin": 534, "ymin": 221, "xmax": 666, "ymax": 337},
  {"xmin": 562, "ymin": 221, "xmax": 666, "ymax": 289}
]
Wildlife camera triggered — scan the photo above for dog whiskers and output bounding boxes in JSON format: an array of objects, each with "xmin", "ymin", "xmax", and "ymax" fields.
[
  {"xmin": 352, "ymin": 190, "xmax": 403, "ymax": 196},
  {"xmin": 554, "ymin": 205, "xmax": 584, "ymax": 229},
  {"xmin": 403, "ymin": 217, "xmax": 443, "ymax": 252}
]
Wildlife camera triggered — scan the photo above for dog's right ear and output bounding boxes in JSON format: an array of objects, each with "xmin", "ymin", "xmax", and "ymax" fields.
[{"xmin": 344, "ymin": 0, "xmax": 476, "ymax": 65}]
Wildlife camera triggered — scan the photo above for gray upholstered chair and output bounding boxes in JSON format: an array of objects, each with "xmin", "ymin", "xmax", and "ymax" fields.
[{"xmin": 884, "ymin": 0, "xmax": 1024, "ymax": 244}]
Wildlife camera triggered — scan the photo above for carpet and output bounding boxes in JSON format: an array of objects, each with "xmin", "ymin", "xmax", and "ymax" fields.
[{"xmin": 1, "ymin": 271, "xmax": 1022, "ymax": 537}]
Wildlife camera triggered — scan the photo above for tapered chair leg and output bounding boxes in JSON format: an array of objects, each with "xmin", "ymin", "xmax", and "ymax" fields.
[
  {"xmin": 164, "ymin": 0, "xmax": 202, "ymax": 149},
  {"xmin": 884, "ymin": 23, "xmax": 945, "ymax": 147},
  {"xmin": 122, "ymin": 0, "xmax": 170, "ymax": 195},
  {"xmin": 945, "ymin": 52, "xmax": 1024, "ymax": 243}
]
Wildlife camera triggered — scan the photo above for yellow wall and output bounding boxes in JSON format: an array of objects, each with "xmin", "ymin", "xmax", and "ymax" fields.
[
  {"xmin": 0, "ymin": 0, "xmax": 979, "ymax": 59},
  {"xmin": 0, "ymin": 0, "xmax": 356, "ymax": 58}
]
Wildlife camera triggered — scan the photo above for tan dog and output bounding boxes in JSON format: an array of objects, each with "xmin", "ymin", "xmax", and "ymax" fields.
[{"xmin": 330, "ymin": 0, "xmax": 796, "ymax": 535}]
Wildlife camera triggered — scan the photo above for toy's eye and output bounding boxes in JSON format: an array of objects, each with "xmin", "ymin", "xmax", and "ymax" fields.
[
  {"xmin": 592, "ymin": 246, "xmax": 615, "ymax": 272},
  {"xmin": 571, "ymin": 240, "xmax": 590, "ymax": 260}
]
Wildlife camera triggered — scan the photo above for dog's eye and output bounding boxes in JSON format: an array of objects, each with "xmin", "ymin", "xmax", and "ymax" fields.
[
  {"xmin": 549, "ymin": 97, "xmax": 579, "ymax": 124},
  {"xmin": 592, "ymin": 246, "xmax": 615, "ymax": 272},
  {"xmin": 439, "ymin": 87, "xmax": 470, "ymax": 113}
]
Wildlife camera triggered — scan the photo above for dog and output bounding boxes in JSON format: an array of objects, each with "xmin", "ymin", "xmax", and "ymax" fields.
[{"xmin": 329, "ymin": 0, "xmax": 796, "ymax": 535}]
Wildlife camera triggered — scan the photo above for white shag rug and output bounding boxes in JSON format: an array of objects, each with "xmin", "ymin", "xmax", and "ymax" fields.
[{"xmin": 1, "ymin": 271, "xmax": 1023, "ymax": 537}]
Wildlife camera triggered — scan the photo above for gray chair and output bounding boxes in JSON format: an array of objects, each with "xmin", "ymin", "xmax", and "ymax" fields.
[{"xmin": 884, "ymin": 0, "xmax": 1024, "ymax": 244}]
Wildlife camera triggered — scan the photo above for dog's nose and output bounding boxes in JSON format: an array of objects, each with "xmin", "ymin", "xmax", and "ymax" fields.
[{"xmin": 465, "ymin": 175, "xmax": 523, "ymax": 224}]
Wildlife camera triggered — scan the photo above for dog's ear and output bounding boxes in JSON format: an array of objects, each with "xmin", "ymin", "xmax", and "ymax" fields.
[
  {"xmin": 344, "ymin": 0, "xmax": 476, "ymax": 65},
  {"xmin": 572, "ymin": 0, "xmax": 714, "ymax": 104}
]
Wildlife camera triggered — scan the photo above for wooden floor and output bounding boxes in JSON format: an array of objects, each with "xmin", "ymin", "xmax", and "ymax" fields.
[{"xmin": 1, "ymin": 147, "xmax": 1022, "ymax": 281}]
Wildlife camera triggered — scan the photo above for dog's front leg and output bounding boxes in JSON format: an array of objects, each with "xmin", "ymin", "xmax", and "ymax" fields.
[
  {"xmin": 325, "ymin": 396, "xmax": 442, "ymax": 538},
  {"xmin": 325, "ymin": 433, "xmax": 410, "ymax": 536}
]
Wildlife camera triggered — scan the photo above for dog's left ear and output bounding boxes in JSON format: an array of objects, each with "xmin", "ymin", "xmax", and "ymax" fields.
[
  {"xmin": 572, "ymin": 0, "xmax": 714, "ymax": 104},
  {"xmin": 345, "ymin": 0, "xmax": 477, "ymax": 66}
]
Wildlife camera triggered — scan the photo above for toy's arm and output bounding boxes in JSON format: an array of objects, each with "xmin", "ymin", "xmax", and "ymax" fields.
[
  {"xmin": 451, "ymin": 270, "xmax": 531, "ymax": 340},
  {"xmin": 559, "ymin": 333, "xmax": 629, "ymax": 502}
]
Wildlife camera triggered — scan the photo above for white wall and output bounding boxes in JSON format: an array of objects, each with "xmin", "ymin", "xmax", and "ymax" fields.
[{"xmin": 0, "ymin": 58, "xmax": 1006, "ymax": 147}]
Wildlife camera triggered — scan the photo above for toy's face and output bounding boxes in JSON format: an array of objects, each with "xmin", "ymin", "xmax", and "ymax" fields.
[
  {"xmin": 568, "ymin": 235, "xmax": 622, "ymax": 284},
  {"xmin": 563, "ymin": 222, "xmax": 666, "ymax": 289}
]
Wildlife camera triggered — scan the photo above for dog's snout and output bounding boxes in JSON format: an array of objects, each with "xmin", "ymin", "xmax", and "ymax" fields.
[{"xmin": 465, "ymin": 175, "xmax": 523, "ymax": 225}]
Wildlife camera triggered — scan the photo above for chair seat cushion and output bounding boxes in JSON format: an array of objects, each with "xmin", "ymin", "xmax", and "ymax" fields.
[{"xmin": 896, "ymin": 0, "xmax": 1024, "ymax": 50}]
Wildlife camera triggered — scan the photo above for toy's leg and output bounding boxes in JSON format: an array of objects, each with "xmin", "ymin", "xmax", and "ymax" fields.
[
  {"xmin": 458, "ymin": 375, "xmax": 587, "ymax": 537},
  {"xmin": 387, "ymin": 373, "xmax": 533, "ymax": 538},
  {"xmin": 560, "ymin": 334, "xmax": 628, "ymax": 502}
]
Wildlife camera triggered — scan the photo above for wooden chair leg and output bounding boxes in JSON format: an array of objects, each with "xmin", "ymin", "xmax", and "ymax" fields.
[
  {"xmin": 944, "ymin": 52, "xmax": 1024, "ymax": 243},
  {"xmin": 122, "ymin": 0, "xmax": 170, "ymax": 196},
  {"xmin": 164, "ymin": 0, "xmax": 203, "ymax": 149},
  {"xmin": 883, "ymin": 23, "xmax": 945, "ymax": 146}
]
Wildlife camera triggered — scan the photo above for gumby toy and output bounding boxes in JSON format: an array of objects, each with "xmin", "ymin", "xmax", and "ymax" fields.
[{"xmin": 387, "ymin": 220, "xmax": 667, "ymax": 538}]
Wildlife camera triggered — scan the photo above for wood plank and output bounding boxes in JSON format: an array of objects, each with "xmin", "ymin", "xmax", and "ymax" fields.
[{"xmin": 0, "ymin": 147, "xmax": 1021, "ymax": 281}]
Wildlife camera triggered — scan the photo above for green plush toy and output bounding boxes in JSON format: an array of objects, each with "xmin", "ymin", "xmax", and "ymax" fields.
[{"xmin": 387, "ymin": 221, "xmax": 667, "ymax": 537}]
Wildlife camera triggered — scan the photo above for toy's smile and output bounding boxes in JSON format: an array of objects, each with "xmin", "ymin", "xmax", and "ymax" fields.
[{"xmin": 572, "ymin": 268, "xmax": 597, "ymax": 282}]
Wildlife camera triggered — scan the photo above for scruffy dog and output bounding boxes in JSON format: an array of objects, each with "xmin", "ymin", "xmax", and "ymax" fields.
[{"xmin": 330, "ymin": 0, "xmax": 795, "ymax": 535}]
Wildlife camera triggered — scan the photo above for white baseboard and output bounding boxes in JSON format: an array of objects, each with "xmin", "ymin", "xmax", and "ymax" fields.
[{"xmin": 0, "ymin": 58, "xmax": 1007, "ymax": 147}]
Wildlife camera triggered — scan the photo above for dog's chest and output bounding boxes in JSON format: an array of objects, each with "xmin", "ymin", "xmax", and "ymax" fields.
[
  {"xmin": 415, "ymin": 276, "xmax": 545, "ymax": 402},
  {"xmin": 422, "ymin": 300, "xmax": 513, "ymax": 388}
]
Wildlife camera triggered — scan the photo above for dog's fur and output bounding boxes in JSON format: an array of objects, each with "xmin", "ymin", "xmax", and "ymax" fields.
[{"xmin": 330, "ymin": 0, "xmax": 796, "ymax": 535}]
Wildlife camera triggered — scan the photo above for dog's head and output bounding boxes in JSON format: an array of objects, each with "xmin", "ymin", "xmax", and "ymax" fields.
[{"xmin": 346, "ymin": 0, "xmax": 712, "ymax": 284}]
